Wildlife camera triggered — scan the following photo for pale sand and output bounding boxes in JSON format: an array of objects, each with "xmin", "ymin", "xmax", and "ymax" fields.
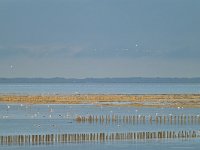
[{"xmin": 1, "ymin": 94, "xmax": 200, "ymax": 108}]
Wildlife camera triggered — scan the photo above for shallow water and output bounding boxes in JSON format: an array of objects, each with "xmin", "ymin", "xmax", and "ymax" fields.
[
  {"xmin": 0, "ymin": 104, "xmax": 200, "ymax": 134},
  {"xmin": 0, "ymin": 83, "xmax": 200, "ymax": 95},
  {"xmin": 1, "ymin": 138, "xmax": 200, "ymax": 150},
  {"xmin": 0, "ymin": 103, "xmax": 200, "ymax": 149},
  {"xmin": 1, "ymin": 83, "xmax": 200, "ymax": 149}
]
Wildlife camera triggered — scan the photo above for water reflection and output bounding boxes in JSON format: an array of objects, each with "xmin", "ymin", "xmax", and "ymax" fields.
[{"xmin": 0, "ymin": 103, "xmax": 200, "ymax": 148}]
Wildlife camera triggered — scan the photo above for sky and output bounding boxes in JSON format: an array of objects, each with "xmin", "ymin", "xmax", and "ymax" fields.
[{"xmin": 0, "ymin": 0, "xmax": 200, "ymax": 78}]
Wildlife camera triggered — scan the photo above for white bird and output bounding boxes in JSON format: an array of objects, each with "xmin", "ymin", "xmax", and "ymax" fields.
[
  {"xmin": 10, "ymin": 65, "xmax": 14, "ymax": 69},
  {"xmin": 33, "ymin": 124, "xmax": 40, "ymax": 127},
  {"xmin": 3, "ymin": 116, "xmax": 8, "ymax": 119}
]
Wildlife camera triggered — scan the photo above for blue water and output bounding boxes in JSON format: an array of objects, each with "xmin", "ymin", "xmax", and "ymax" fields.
[
  {"xmin": 1, "ymin": 83, "xmax": 200, "ymax": 149},
  {"xmin": 1, "ymin": 140, "xmax": 200, "ymax": 150},
  {"xmin": 0, "ymin": 83, "xmax": 200, "ymax": 95},
  {"xmin": 1, "ymin": 104, "xmax": 200, "ymax": 150},
  {"xmin": 0, "ymin": 104, "xmax": 200, "ymax": 135}
]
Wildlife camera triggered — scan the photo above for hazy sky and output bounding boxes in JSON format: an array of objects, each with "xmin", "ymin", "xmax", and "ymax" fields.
[{"xmin": 0, "ymin": 0, "xmax": 200, "ymax": 78}]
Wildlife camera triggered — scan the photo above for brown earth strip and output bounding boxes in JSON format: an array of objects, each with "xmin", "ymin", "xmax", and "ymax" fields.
[{"xmin": 0, "ymin": 94, "xmax": 200, "ymax": 108}]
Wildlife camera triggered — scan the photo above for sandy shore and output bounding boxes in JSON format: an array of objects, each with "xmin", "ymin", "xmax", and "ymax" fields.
[{"xmin": 1, "ymin": 94, "xmax": 200, "ymax": 108}]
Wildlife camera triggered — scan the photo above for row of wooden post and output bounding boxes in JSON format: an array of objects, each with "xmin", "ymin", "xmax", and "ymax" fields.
[
  {"xmin": 76, "ymin": 115, "xmax": 200, "ymax": 124},
  {"xmin": 1, "ymin": 130, "xmax": 199, "ymax": 145}
]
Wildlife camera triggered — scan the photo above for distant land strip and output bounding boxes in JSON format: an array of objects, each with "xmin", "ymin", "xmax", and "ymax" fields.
[
  {"xmin": 0, "ymin": 77, "xmax": 200, "ymax": 83},
  {"xmin": 1, "ymin": 94, "xmax": 200, "ymax": 108}
]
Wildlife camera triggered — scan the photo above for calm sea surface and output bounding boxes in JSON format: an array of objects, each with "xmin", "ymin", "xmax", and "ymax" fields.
[
  {"xmin": 0, "ymin": 83, "xmax": 200, "ymax": 149},
  {"xmin": 0, "ymin": 83, "xmax": 200, "ymax": 95}
]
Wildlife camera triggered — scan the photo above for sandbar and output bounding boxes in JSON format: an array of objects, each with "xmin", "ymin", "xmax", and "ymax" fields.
[{"xmin": 1, "ymin": 94, "xmax": 200, "ymax": 108}]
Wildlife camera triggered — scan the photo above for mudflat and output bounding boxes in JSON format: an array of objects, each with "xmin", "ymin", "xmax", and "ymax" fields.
[{"xmin": 1, "ymin": 94, "xmax": 200, "ymax": 108}]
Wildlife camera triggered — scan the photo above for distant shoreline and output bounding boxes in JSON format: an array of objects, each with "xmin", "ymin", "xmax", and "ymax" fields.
[
  {"xmin": 1, "ymin": 77, "xmax": 200, "ymax": 83},
  {"xmin": 1, "ymin": 94, "xmax": 200, "ymax": 108}
]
